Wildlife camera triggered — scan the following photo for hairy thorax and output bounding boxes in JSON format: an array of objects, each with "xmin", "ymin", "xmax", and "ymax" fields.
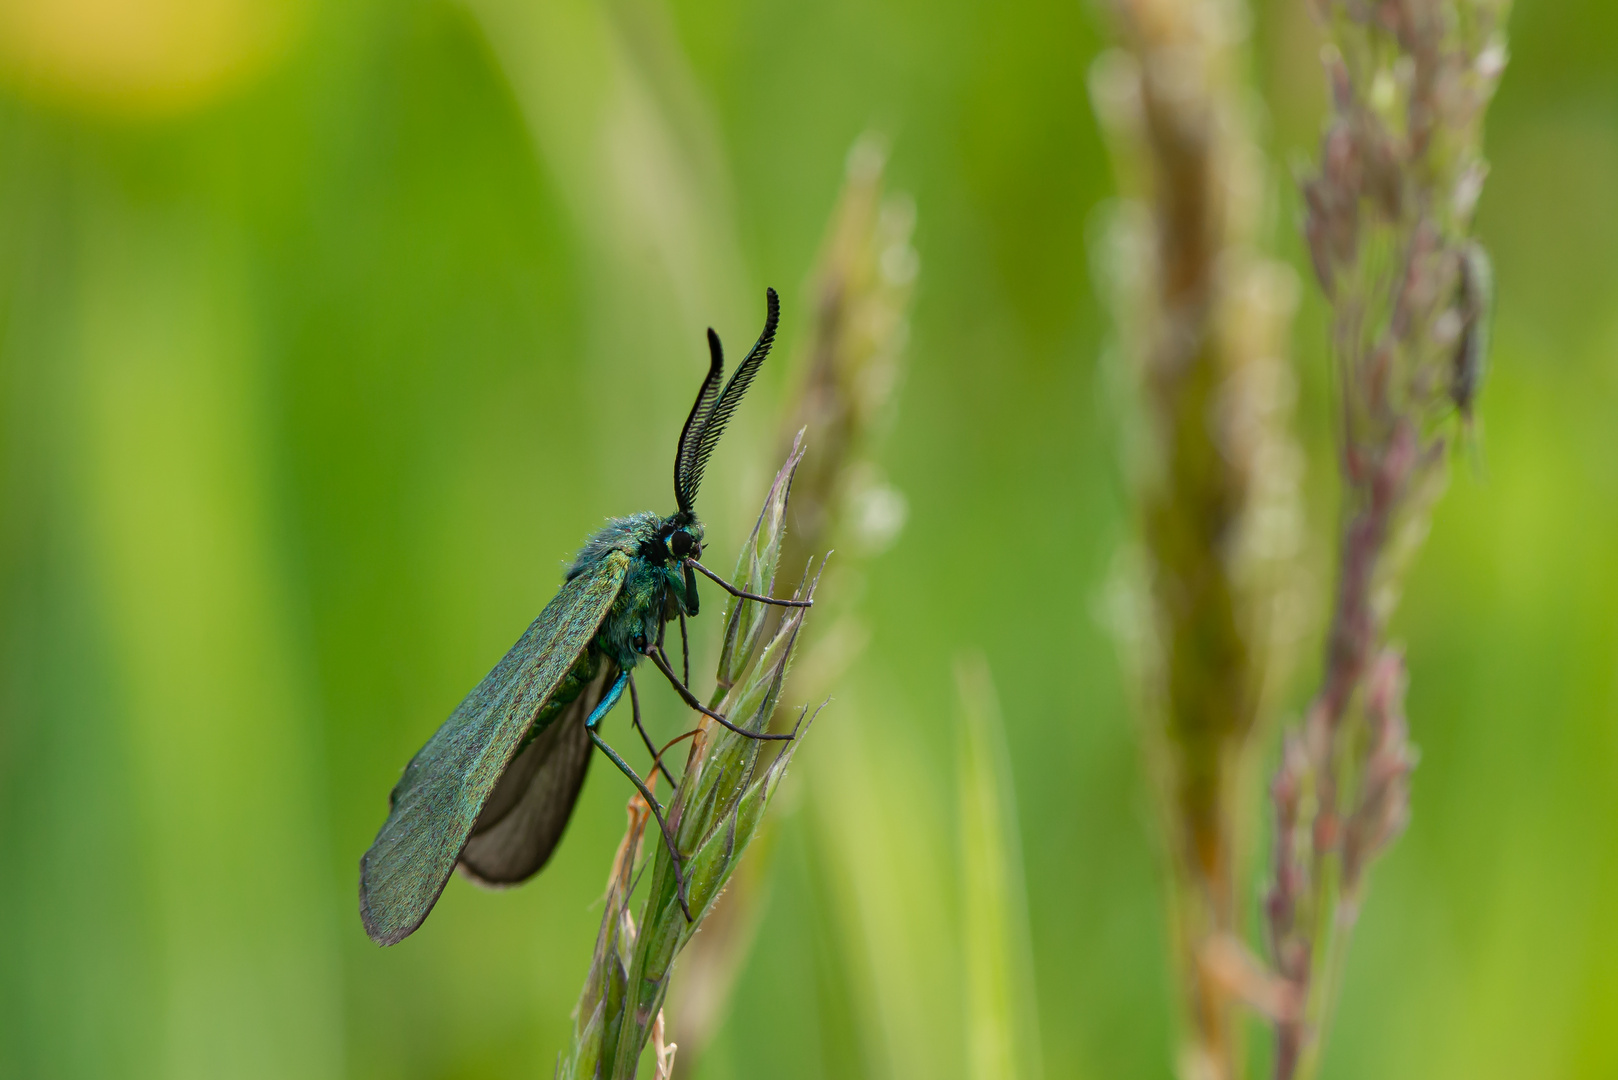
[{"xmin": 571, "ymin": 512, "xmax": 702, "ymax": 672}]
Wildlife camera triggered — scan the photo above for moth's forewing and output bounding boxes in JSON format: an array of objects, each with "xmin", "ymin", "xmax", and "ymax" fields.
[
  {"xmin": 359, "ymin": 551, "xmax": 630, "ymax": 946},
  {"xmin": 457, "ymin": 660, "xmax": 615, "ymax": 886}
]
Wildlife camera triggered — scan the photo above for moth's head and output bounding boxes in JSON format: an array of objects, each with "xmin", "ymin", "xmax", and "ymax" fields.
[
  {"xmin": 669, "ymin": 287, "xmax": 780, "ymax": 523},
  {"xmin": 644, "ymin": 513, "xmax": 703, "ymax": 566}
]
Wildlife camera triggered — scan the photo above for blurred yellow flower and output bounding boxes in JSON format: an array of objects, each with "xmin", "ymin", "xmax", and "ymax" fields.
[{"xmin": 0, "ymin": 0, "xmax": 298, "ymax": 115}]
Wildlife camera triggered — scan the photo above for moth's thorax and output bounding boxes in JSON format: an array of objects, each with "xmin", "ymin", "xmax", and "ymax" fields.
[
  {"xmin": 566, "ymin": 512, "xmax": 704, "ymax": 577},
  {"xmin": 571, "ymin": 511, "xmax": 704, "ymax": 669}
]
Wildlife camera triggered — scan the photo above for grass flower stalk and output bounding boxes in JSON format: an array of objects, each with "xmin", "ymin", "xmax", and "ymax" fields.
[
  {"xmin": 1089, "ymin": 1, "xmax": 1303, "ymax": 1076},
  {"xmin": 670, "ymin": 134, "xmax": 917, "ymax": 1072},
  {"xmin": 557, "ymin": 793, "xmax": 660, "ymax": 1080},
  {"xmin": 1264, "ymin": 2, "xmax": 1509, "ymax": 1077},
  {"xmin": 557, "ymin": 444, "xmax": 822, "ymax": 1079}
]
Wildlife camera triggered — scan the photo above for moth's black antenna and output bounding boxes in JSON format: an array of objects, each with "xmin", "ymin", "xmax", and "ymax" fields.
[
  {"xmin": 679, "ymin": 288, "xmax": 778, "ymax": 510},
  {"xmin": 674, "ymin": 327, "xmax": 725, "ymax": 514}
]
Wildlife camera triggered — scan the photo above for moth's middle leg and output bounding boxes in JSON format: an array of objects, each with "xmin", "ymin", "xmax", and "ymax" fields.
[{"xmin": 586, "ymin": 671, "xmax": 693, "ymax": 922}]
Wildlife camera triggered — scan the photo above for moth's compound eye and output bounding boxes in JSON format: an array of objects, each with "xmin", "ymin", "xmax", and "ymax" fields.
[{"xmin": 670, "ymin": 531, "xmax": 697, "ymax": 559}]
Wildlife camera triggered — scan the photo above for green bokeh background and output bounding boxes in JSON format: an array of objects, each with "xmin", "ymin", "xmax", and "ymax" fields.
[{"xmin": 2, "ymin": 0, "xmax": 1614, "ymax": 1077}]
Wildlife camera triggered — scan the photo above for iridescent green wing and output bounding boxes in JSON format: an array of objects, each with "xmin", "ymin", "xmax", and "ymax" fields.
[{"xmin": 360, "ymin": 549, "xmax": 630, "ymax": 946}]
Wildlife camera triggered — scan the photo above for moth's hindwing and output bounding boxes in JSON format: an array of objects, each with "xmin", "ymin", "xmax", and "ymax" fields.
[
  {"xmin": 359, "ymin": 550, "xmax": 630, "ymax": 945},
  {"xmin": 456, "ymin": 658, "xmax": 615, "ymax": 886}
]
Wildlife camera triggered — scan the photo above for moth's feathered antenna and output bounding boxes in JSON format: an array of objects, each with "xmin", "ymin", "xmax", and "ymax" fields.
[
  {"xmin": 674, "ymin": 328, "xmax": 726, "ymax": 514},
  {"xmin": 676, "ymin": 288, "xmax": 779, "ymax": 511}
]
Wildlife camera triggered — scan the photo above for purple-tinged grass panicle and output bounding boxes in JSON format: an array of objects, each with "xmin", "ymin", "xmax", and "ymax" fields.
[{"xmin": 1265, "ymin": 1, "xmax": 1509, "ymax": 1077}]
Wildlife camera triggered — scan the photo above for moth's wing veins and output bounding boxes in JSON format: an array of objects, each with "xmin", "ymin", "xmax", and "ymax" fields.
[{"xmin": 359, "ymin": 551, "xmax": 629, "ymax": 945}]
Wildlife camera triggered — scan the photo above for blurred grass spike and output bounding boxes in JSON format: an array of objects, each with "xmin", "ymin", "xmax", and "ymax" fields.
[
  {"xmin": 560, "ymin": 445, "xmax": 825, "ymax": 1079},
  {"xmin": 1089, "ymin": 0, "xmax": 1303, "ymax": 1074},
  {"xmin": 774, "ymin": 132, "xmax": 917, "ymax": 570},
  {"xmin": 358, "ymin": 289, "xmax": 808, "ymax": 944}
]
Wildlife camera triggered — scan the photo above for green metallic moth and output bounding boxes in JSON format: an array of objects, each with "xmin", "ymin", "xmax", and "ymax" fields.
[{"xmin": 360, "ymin": 288, "xmax": 808, "ymax": 947}]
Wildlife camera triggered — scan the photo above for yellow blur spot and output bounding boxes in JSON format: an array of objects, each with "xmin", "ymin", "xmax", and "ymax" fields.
[{"xmin": 0, "ymin": 0, "xmax": 298, "ymax": 116}]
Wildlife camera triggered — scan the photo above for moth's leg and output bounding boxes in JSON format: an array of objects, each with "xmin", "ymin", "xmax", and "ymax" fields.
[
  {"xmin": 684, "ymin": 558, "xmax": 813, "ymax": 608},
  {"xmin": 587, "ymin": 671, "xmax": 694, "ymax": 921},
  {"xmin": 683, "ymin": 562, "xmax": 700, "ymax": 618},
  {"xmin": 627, "ymin": 672, "xmax": 678, "ymax": 787},
  {"xmin": 657, "ymin": 610, "xmax": 692, "ymax": 691},
  {"xmin": 647, "ymin": 647, "xmax": 793, "ymax": 742},
  {"xmin": 679, "ymin": 612, "xmax": 691, "ymax": 688}
]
